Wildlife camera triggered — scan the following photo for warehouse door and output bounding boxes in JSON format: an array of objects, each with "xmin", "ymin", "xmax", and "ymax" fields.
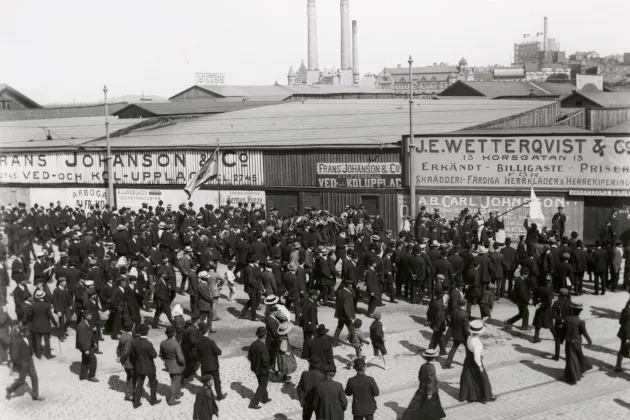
[
  {"xmin": 361, "ymin": 195, "xmax": 380, "ymax": 217},
  {"xmin": 301, "ymin": 192, "xmax": 322, "ymax": 212},
  {"xmin": 266, "ymin": 192, "xmax": 299, "ymax": 217}
]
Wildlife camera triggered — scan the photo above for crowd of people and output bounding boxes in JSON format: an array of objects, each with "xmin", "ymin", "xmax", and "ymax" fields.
[{"xmin": 0, "ymin": 198, "xmax": 628, "ymax": 419}]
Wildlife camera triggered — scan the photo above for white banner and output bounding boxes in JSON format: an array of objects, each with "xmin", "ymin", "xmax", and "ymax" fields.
[
  {"xmin": 30, "ymin": 188, "xmax": 108, "ymax": 209},
  {"xmin": 116, "ymin": 188, "xmax": 265, "ymax": 210}
]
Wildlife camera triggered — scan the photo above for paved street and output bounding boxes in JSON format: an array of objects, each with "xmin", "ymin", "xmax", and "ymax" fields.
[{"xmin": 2, "ymin": 255, "xmax": 630, "ymax": 420}]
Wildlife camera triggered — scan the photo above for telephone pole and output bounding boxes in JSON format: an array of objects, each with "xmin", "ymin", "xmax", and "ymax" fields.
[
  {"xmin": 408, "ymin": 55, "xmax": 416, "ymax": 219},
  {"xmin": 103, "ymin": 85, "xmax": 114, "ymax": 207}
]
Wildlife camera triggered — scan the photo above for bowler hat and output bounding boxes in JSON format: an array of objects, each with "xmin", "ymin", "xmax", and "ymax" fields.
[
  {"xmin": 323, "ymin": 364, "xmax": 337, "ymax": 373},
  {"xmin": 315, "ymin": 324, "xmax": 329, "ymax": 336},
  {"xmin": 139, "ymin": 324, "xmax": 150, "ymax": 336},
  {"xmin": 165, "ymin": 326, "xmax": 176, "ymax": 336},
  {"xmin": 199, "ymin": 322, "xmax": 209, "ymax": 334},
  {"xmin": 255, "ymin": 326, "xmax": 266, "ymax": 337},
  {"xmin": 354, "ymin": 358, "xmax": 366, "ymax": 370}
]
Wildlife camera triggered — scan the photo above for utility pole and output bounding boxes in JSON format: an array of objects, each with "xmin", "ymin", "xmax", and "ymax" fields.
[
  {"xmin": 408, "ymin": 55, "xmax": 416, "ymax": 219},
  {"xmin": 103, "ymin": 85, "xmax": 114, "ymax": 207}
]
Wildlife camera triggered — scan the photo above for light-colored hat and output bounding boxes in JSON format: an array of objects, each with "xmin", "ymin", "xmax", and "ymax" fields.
[
  {"xmin": 158, "ymin": 222, "xmax": 166, "ymax": 229},
  {"xmin": 264, "ymin": 295, "xmax": 280, "ymax": 305},
  {"xmin": 287, "ymin": 263, "xmax": 298, "ymax": 272},
  {"xmin": 184, "ymin": 246, "xmax": 193, "ymax": 252},
  {"xmin": 277, "ymin": 321, "xmax": 293, "ymax": 336},
  {"xmin": 85, "ymin": 280, "xmax": 95, "ymax": 287},
  {"xmin": 470, "ymin": 319, "xmax": 485, "ymax": 334},
  {"xmin": 422, "ymin": 348, "xmax": 438, "ymax": 359},
  {"xmin": 34, "ymin": 290, "xmax": 46, "ymax": 300},
  {"xmin": 117, "ymin": 224, "xmax": 126, "ymax": 231},
  {"xmin": 198, "ymin": 271, "xmax": 209, "ymax": 279},
  {"xmin": 477, "ymin": 246, "xmax": 488, "ymax": 254},
  {"xmin": 172, "ymin": 304, "xmax": 184, "ymax": 317}
]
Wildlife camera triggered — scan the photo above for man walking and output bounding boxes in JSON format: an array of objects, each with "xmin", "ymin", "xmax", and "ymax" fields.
[
  {"xmin": 297, "ymin": 356, "xmax": 325, "ymax": 420},
  {"xmin": 300, "ymin": 289, "xmax": 319, "ymax": 350},
  {"xmin": 198, "ymin": 322, "xmax": 227, "ymax": 400},
  {"xmin": 444, "ymin": 298, "xmax": 469, "ymax": 369},
  {"xmin": 247, "ymin": 326, "xmax": 271, "ymax": 409},
  {"xmin": 159, "ymin": 325, "xmax": 184, "ymax": 406},
  {"xmin": 76, "ymin": 311, "xmax": 98, "ymax": 382},
  {"xmin": 344, "ymin": 358, "xmax": 380, "ymax": 420},
  {"xmin": 129, "ymin": 324, "xmax": 161, "ymax": 408},
  {"xmin": 29, "ymin": 289, "xmax": 58, "ymax": 359},
  {"xmin": 5, "ymin": 325, "xmax": 44, "ymax": 401},
  {"xmin": 506, "ymin": 266, "xmax": 532, "ymax": 330}
]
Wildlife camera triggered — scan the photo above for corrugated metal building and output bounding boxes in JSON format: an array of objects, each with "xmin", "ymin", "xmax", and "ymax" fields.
[{"xmin": 1, "ymin": 99, "xmax": 565, "ymax": 231}]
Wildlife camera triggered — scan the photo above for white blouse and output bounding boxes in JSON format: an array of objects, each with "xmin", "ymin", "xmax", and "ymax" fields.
[{"xmin": 467, "ymin": 336, "xmax": 484, "ymax": 368}]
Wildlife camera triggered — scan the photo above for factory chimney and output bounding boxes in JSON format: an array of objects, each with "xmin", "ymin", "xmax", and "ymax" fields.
[
  {"xmin": 307, "ymin": 0, "xmax": 319, "ymax": 70},
  {"xmin": 543, "ymin": 16, "xmax": 548, "ymax": 62},
  {"xmin": 340, "ymin": 0, "xmax": 351, "ymax": 70},
  {"xmin": 352, "ymin": 20, "xmax": 359, "ymax": 85}
]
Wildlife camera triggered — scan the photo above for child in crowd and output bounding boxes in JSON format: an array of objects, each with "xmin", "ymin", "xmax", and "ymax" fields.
[
  {"xmin": 223, "ymin": 261, "xmax": 236, "ymax": 302},
  {"xmin": 366, "ymin": 312, "xmax": 390, "ymax": 370},
  {"xmin": 344, "ymin": 318, "xmax": 370, "ymax": 369}
]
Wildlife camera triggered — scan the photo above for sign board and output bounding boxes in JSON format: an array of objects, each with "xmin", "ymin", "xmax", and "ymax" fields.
[
  {"xmin": 116, "ymin": 188, "xmax": 265, "ymax": 211},
  {"xmin": 0, "ymin": 150, "xmax": 264, "ymax": 186},
  {"xmin": 569, "ymin": 189, "xmax": 630, "ymax": 197},
  {"xmin": 316, "ymin": 162, "xmax": 402, "ymax": 188},
  {"xmin": 195, "ymin": 73, "xmax": 225, "ymax": 85},
  {"xmin": 397, "ymin": 193, "xmax": 584, "ymax": 239},
  {"xmin": 411, "ymin": 135, "xmax": 630, "ymax": 191},
  {"xmin": 576, "ymin": 74, "xmax": 603, "ymax": 92},
  {"xmin": 30, "ymin": 188, "xmax": 108, "ymax": 209}
]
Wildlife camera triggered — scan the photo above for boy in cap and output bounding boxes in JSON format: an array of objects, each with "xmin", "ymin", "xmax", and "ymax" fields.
[
  {"xmin": 193, "ymin": 374, "xmax": 219, "ymax": 419},
  {"xmin": 344, "ymin": 319, "xmax": 370, "ymax": 369},
  {"xmin": 367, "ymin": 312, "xmax": 389, "ymax": 370},
  {"xmin": 479, "ymin": 283, "xmax": 495, "ymax": 324},
  {"xmin": 159, "ymin": 325, "xmax": 185, "ymax": 406}
]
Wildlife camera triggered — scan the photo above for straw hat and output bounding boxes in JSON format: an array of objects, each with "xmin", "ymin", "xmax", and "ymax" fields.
[
  {"xmin": 470, "ymin": 319, "xmax": 485, "ymax": 335},
  {"xmin": 277, "ymin": 322, "xmax": 293, "ymax": 336}
]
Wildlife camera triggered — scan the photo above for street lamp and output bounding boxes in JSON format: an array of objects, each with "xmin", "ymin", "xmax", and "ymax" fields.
[
  {"xmin": 103, "ymin": 85, "xmax": 114, "ymax": 207},
  {"xmin": 408, "ymin": 55, "xmax": 416, "ymax": 220}
]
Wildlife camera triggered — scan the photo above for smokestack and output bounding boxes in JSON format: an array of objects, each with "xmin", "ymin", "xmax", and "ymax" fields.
[
  {"xmin": 340, "ymin": 0, "xmax": 350, "ymax": 70},
  {"xmin": 352, "ymin": 20, "xmax": 359, "ymax": 85},
  {"xmin": 543, "ymin": 16, "xmax": 548, "ymax": 52},
  {"xmin": 307, "ymin": 0, "xmax": 319, "ymax": 70}
]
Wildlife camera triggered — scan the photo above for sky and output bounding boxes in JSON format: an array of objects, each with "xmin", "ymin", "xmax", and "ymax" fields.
[{"xmin": 2, "ymin": 0, "xmax": 629, "ymax": 105}]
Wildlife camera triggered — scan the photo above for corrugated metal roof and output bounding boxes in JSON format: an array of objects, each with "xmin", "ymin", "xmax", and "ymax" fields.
[
  {"xmin": 441, "ymin": 81, "xmax": 575, "ymax": 99},
  {"xmin": 600, "ymin": 120, "xmax": 630, "ymax": 133},
  {"xmin": 112, "ymin": 100, "xmax": 283, "ymax": 117},
  {"xmin": 456, "ymin": 125, "xmax": 592, "ymax": 135},
  {"xmin": 0, "ymin": 102, "xmax": 128, "ymax": 121},
  {"xmin": 0, "ymin": 116, "xmax": 140, "ymax": 149},
  {"xmin": 284, "ymin": 85, "xmax": 389, "ymax": 94},
  {"xmin": 570, "ymin": 91, "xmax": 630, "ymax": 108},
  {"xmin": 83, "ymin": 99, "xmax": 555, "ymax": 150},
  {"xmin": 194, "ymin": 84, "xmax": 293, "ymax": 97}
]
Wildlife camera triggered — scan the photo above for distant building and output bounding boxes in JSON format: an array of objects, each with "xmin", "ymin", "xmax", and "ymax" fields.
[
  {"xmin": 439, "ymin": 81, "xmax": 575, "ymax": 101},
  {"xmin": 0, "ymin": 84, "xmax": 41, "ymax": 110},
  {"xmin": 375, "ymin": 58, "xmax": 474, "ymax": 95},
  {"xmin": 569, "ymin": 51, "xmax": 601, "ymax": 62},
  {"xmin": 514, "ymin": 34, "xmax": 561, "ymax": 64}
]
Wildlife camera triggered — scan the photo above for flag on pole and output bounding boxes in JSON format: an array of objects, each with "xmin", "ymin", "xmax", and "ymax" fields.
[
  {"xmin": 184, "ymin": 148, "xmax": 219, "ymax": 199},
  {"xmin": 528, "ymin": 187, "xmax": 545, "ymax": 226}
]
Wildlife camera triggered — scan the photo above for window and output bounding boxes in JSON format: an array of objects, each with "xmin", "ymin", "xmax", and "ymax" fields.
[{"xmin": 0, "ymin": 100, "xmax": 11, "ymax": 110}]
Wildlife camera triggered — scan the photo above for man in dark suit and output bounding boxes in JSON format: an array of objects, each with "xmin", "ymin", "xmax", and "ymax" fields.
[
  {"xmin": 181, "ymin": 317, "xmax": 202, "ymax": 382},
  {"xmin": 434, "ymin": 249, "xmax": 454, "ymax": 289},
  {"xmin": 76, "ymin": 311, "xmax": 98, "ymax": 382},
  {"xmin": 506, "ymin": 266, "xmax": 532, "ymax": 330},
  {"xmin": 28, "ymin": 290, "xmax": 58, "ymax": 359},
  {"xmin": 12, "ymin": 277, "xmax": 32, "ymax": 322},
  {"xmin": 300, "ymin": 289, "xmax": 319, "ymax": 350},
  {"xmin": 344, "ymin": 358, "xmax": 379, "ymax": 420},
  {"xmin": 5, "ymin": 325, "xmax": 44, "ymax": 401},
  {"xmin": 159, "ymin": 326, "xmax": 184, "ymax": 406},
  {"xmin": 53, "ymin": 277, "xmax": 72, "ymax": 340},
  {"xmin": 129, "ymin": 324, "xmax": 161, "ymax": 408},
  {"xmin": 313, "ymin": 364, "xmax": 348, "ymax": 419},
  {"xmin": 248, "ymin": 326, "xmax": 271, "ymax": 409},
  {"xmin": 591, "ymin": 240, "xmax": 609, "ymax": 296},
  {"xmin": 152, "ymin": 272, "xmax": 174, "ymax": 328},
  {"xmin": 428, "ymin": 289, "xmax": 447, "ymax": 355},
  {"xmin": 198, "ymin": 323, "xmax": 227, "ymax": 400},
  {"xmin": 302, "ymin": 324, "xmax": 334, "ymax": 371},
  {"xmin": 444, "ymin": 298, "xmax": 470, "ymax": 369},
  {"xmin": 297, "ymin": 356, "xmax": 325, "ymax": 420},
  {"xmin": 240, "ymin": 257, "xmax": 262, "ymax": 322},
  {"xmin": 333, "ymin": 281, "xmax": 356, "ymax": 346},
  {"xmin": 500, "ymin": 238, "xmax": 519, "ymax": 298}
]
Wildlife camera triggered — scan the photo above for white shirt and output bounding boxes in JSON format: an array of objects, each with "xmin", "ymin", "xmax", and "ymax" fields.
[{"xmin": 467, "ymin": 336, "xmax": 484, "ymax": 368}]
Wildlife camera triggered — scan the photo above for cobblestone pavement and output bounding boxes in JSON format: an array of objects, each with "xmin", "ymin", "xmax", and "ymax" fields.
[{"xmin": 1, "ymin": 251, "xmax": 629, "ymax": 420}]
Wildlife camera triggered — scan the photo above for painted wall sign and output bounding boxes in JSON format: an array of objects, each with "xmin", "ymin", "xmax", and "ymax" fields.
[
  {"xmin": 397, "ymin": 193, "xmax": 584, "ymax": 239},
  {"xmin": 411, "ymin": 135, "xmax": 630, "ymax": 190},
  {"xmin": 115, "ymin": 188, "xmax": 266, "ymax": 211},
  {"xmin": 30, "ymin": 188, "xmax": 108, "ymax": 209},
  {"xmin": 0, "ymin": 150, "xmax": 264, "ymax": 186},
  {"xmin": 316, "ymin": 162, "xmax": 402, "ymax": 188}
]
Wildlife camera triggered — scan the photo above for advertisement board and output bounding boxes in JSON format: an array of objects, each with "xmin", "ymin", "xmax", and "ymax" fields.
[
  {"xmin": 115, "ymin": 188, "xmax": 265, "ymax": 210},
  {"xmin": 397, "ymin": 193, "xmax": 584, "ymax": 239},
  {"xmin": 316, "ymin": 162, "xmax": 402, "ymax": 188},
  {"xmin": 194, "ymin": 73, "xmax": 225, "ymax": 85},
  {"xmin": 576, "ymin": 74, "xmax": 603, "ymax": 91},
  {"xmin": 0, "ymin": 150, "xmax": 263, "ymax": 186},
  {"xmin": 411, "ymin": 135, "xmax": 630, "ymax": 190},
  {"xmin": 30, "ymin": 188, "xmax": 108, "ymax": 209}
]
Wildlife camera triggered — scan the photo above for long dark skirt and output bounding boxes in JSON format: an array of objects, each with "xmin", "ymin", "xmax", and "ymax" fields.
[
  {"xmin": 401, "ymin": 390, "xmax": 445, "ymax": 420},
  {"xmin": 459, "ymin": 347, "xmax": 493, "ymax": 403},
  {"xmin": 564, "ymin": 341, "xmax": 592, "ymax": 384}
]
